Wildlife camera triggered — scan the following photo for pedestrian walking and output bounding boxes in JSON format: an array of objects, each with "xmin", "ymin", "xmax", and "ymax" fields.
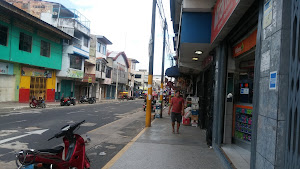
[{"xmin": 168, "ymin": 90, "xmax": 184, "ymax": 134}]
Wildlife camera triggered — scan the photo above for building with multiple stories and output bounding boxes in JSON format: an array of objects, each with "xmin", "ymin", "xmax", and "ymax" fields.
[{"xmin": 0, "ymin": 1, "xmax": 71, "ymax": 102}]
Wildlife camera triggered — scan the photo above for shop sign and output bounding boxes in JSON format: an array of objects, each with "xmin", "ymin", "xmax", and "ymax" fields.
[
  {"xmin": 103, "ymin": 78, "xmax": 112, "ymax": 85},
  {"xmin": 202, "ymin": 55, "xmax": 213, "ymax": 69},
  {"xmin": 211, "ymin": 0, "xmax": 240, "ymax": 43},
  {"xmin": 83, "ymin": 74, "xmax": 96, "ymax": 83},
  {"xmin": 233, "ymin": 30, "xmax": 257, "ymax": 58},
  {"xmin": 269, "ymin": 71, "xmax": 277, "ymax": 90},
  {"xmin": 240, "ymin": 88, "xmax": 249, "ymax": 94},
  {"xmin": 66, "ymin": 68, "xmax": 84, "ymax": 78},
  {"xmin": 263, "ymin": 0, "xmax": 273, "ymax": 29},
  {"xmin": 21, "ymin": 67, "xmax": 52, "ymax": 78},
  {"xmin": 0, "ymin": 62, "xmax": 13, "ymax": 75}
]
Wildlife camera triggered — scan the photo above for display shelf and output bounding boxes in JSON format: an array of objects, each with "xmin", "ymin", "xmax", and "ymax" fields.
[
  {"xmin": 235, "ymin": 128, "xmax": 252, "ymax": 135},
  {"xmin": 235, "ymin": 131, "xmax": 251, "ymax": 142},
  {"xmin": 236, "ymin": 120, "xmax": 252, "ymax": 125}
]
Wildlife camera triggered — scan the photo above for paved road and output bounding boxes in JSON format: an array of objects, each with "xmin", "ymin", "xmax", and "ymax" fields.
[{"xmin": 0, "ymin": 100, "xmax": 145, "ymax": 168}]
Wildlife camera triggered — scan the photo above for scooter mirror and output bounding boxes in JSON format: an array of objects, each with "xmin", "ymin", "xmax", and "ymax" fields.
[{"xmin": 61, "ymin": 125, "xmax": 70, "ymax": 131}]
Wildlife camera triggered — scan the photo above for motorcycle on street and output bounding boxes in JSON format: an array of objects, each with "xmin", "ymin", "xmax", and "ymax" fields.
[
  {"xmin": 79, "ymin": 96, "xmax": 96, "ymax": 104},
  {"xmin": 29, "ymin": 97, "xmax": 46, "ymax": 108},
  {"xmin": 60, "ymin": 97, "xmax": 71, "ymax": 106},
  {"xmin": 69, "ymin": 97, "xmax": 76, "ymax": 105},
  {"xmin": 16, "ymin": 120, "xmax": 91, "ymax": 169},
  {"xmin": 143, "ymin": 99, "xmax": 156, "ymax": 112},
  {"xmin": 60, "ymin": 97, "xmax": 76, "ymax": 106}
]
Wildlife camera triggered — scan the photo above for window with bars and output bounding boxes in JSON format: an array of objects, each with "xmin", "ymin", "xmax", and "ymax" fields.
[
  {"xmin": 102, "ymin": 45, "xmax": 106, "ymax": 54},
  {"xmin": 96, "ymin": 63, "xmax": 100, "ymax": 71},
  {"xmin": 19, "ymin": 32, "xmax": 32, "ymax": 52},
  {"xmin": 40, "ymin": 40, "xmax": 50, "ymax": 57},
  {"xmin": 83, "ymin": 36, "xmax": 89, "ymax": 47},
  {"xmin": 0, "ymin": 24, "xmax": 8, "ymax": 46},
  {"xmin": 70, "ymin": 55, "xmax": 82, "ymax": 70},
  {"xmin": 97, "ymin": 42, "xmax": 101, "ymax": 52}
]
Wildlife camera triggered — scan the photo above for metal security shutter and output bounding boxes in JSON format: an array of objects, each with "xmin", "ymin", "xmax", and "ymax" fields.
[{"xmin": 286, "ymin": 0, "xmax": 300, "ymax": 168}]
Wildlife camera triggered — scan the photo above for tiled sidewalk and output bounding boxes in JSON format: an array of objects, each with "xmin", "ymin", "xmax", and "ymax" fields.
[{"xmin": 105, "ymin": 109, "xmax": 224, "ymax": 169}]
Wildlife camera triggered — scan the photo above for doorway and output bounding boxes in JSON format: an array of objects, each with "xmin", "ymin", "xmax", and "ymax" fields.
[{"xmin": 30, "ymin": 77, "xmax": 46, "ymax": 100}]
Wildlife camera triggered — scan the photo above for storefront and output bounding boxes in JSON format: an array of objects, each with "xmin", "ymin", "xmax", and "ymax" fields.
[
  {"xmin": 75, "ymin": 73, "xmax": 96, "ymax": 99},
  {"xmin": 197, "ymin": 55, "xmax": 215, "ymax": 146},
  {"xmin": 231, "ymin": 29, "xmax": 256, "ymax": 149},
  {"xmin": 19, "ymin": 66, "xmax": 56, "ymax": 102},
  {"xmin": 0, "ymin": 62, "xmax": 17, "ymax": 102},
  {"xmin": 106, "ymin": 85, "xmax": 116, "ymax": 99}
]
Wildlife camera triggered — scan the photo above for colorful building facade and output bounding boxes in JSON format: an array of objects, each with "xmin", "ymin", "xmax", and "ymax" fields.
[{"xmin": 0, "ymin": 1, "xmax": 71, "ymax": 102}]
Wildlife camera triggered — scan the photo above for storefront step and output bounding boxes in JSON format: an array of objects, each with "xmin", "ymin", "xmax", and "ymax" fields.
[{"xmin": 221, "ymin": 144, "xmax": 250, "ymax": 169}]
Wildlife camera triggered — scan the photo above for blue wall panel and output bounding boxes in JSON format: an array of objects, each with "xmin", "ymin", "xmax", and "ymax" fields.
[{"xmin": 181, "ymin": 12, "xmax": 212, "ymax": 43}]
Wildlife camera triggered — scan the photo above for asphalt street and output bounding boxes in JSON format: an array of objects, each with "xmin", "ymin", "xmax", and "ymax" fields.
[{"xmin": 0, "ymin": 99, "xmax": 144, "ymax": 168}]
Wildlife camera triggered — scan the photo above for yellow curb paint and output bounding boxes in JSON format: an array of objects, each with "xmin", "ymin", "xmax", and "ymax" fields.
[{"xmin": 102, "ymin": 118, "xmax": 156, "ymax": 169}]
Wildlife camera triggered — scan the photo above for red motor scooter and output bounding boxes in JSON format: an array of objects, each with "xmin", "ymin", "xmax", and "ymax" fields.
[
  {"xmin": 16, "ymin": 120, "xmax": 91, "ymax": 169},
  {"xmin": 30, "ymin": 97, "xmax": 46, "ymax": 108}
]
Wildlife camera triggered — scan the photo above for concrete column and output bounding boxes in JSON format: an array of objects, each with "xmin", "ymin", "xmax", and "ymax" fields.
[
  {"xmin": 251, "ymin": 0, "xmax": 291, "ymax": 168},
  {"xmin": 213, "ymin": 42, "xmax": 227, "ymax": 146}
]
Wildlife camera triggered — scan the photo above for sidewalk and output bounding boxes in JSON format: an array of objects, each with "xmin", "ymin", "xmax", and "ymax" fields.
[{"xmin": 104, "ymin": 109, "xmax": 224, "ymax": 169}]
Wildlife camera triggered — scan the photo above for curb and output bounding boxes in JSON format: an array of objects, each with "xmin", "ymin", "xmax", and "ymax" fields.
[{"xmin": 0, "ymin": 99, "xmax": 142, "ymax": 115}]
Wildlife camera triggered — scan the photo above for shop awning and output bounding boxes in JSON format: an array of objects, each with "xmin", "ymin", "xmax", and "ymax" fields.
[
  {"xmin": 165, "ymin": 66, "xmax": 180, "ymax": 77},
  {"xmin": 73, "ymin": 51, "xmax": 89, "ymax": 59}
]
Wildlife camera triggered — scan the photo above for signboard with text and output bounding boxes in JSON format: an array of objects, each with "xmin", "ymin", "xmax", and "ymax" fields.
[
  {"xmin": 83, "ymin": 74, "xmax": 96, "ymax": 83},
  {"xmin": 211, "ymin": 0, "xmax": 240, "ymax": 43},
  {"xmin": 103, "ymin": 78, "xmax": 112, "ymax": 85},
  {"xmin": 233, "ymin": 30, "xmax": 257, "ymax": 58},
  {"xmin": 269, "ymin": 71, "xmax": 277, "ymax": 90},
  {"xmin": 21, "ymin": 67, "xmax": 52, "ymax": 78},
  {"xmin": 0, "ymin": 62, "xmax": 13, "ymax": 75},
  {"xmin": 66, "ymin": 68, "xmax": 84, "ymax": 78}
]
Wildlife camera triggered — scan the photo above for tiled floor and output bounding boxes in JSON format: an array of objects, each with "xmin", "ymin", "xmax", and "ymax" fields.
[
  {"xmin": 110, "ymin": 109, "xmax": 224, "ymax": 169},
  {"xmin": 222, "ymin": 144, "xmax": 251, "ymax": 169}
]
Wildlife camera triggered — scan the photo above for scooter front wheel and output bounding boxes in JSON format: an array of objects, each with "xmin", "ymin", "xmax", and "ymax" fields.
[{"xmin": 29, "ymin": 103, "xmax": 35, "ymax": 108}]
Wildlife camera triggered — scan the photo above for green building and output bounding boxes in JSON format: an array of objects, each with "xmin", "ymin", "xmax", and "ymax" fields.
[{"xmin": 0, "ymin": 1, "xmax": 71, "ymax": 102}]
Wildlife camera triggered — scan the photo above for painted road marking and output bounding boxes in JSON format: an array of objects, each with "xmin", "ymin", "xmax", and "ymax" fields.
[
  {"xmin": 0, "ymin": 120, "xmax": 27, "ymax": 126},
  {"xmin": 0, "ymin": 129, "xmax": 48, "ymax": 145}
]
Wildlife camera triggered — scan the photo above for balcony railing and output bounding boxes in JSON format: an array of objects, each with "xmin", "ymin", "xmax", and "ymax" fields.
[
  {"xmin": 53, "ymin": 7, "xmax": 90, "ymax": 29},
  {"xmin": 73, "ymin": 39, "xmax": 82, "ymax": 49}
]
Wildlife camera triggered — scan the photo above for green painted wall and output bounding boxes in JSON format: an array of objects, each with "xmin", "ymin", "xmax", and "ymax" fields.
[
  {"xmin": 0, "ymin": 20, "xmax": 10, "ymax": 61},
  {"xmin": 13, "ymin": 63, "xmax": 20, "ymax": 101},
  {"xmin": 0, "ymin": 19, "xmax": 63, "ymax": 70}
]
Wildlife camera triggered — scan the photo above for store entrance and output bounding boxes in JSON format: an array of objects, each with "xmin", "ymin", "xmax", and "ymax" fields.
[{"xmin": 30, "ymin": 77, "xmax": 46, "ymax": 100}]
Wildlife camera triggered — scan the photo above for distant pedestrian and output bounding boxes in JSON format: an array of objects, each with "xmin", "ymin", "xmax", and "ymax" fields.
[{"xmin": 168, "ymin": 90, "xmax": 184, "ymax": 134}]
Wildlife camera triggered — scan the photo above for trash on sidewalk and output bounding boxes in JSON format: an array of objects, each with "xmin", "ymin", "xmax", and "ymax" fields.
[
  {"xmin": 182, "ymin": 117, "xmax": 191, "ymax": 125},
  {"xmin": 155, "ymin": 102, "xmax": 161, "ymax": 118},
  {"xmin": 99, "ymin": 152, "xmax": 106, "ymax": 156}
]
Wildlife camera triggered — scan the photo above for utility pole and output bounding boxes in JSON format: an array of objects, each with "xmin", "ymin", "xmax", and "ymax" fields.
[
  {"xmin": 160, "ymin": 19, "xmax": 166, "ymax": 118},
  {"xmin": 145, "ymin": 0, "xmax": 156, "ymax": 127},
  {"xmin": 115, "ymin": 65, "xmax": 119, "ymax": 100}
]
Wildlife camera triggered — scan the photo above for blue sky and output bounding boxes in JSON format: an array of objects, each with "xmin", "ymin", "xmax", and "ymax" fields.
[{"xmin": 46, "ymin": 0, "xmax": 175, "ymax": 75}]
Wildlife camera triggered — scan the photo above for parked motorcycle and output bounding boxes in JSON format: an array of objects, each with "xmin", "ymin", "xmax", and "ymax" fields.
[
  {"xmin": 80, "ymin": 96, "xmax": 96, "ymax": 104},
  {"xmin": 69, "ymin": 97, "xmax": 76, "ymax": 105},
  {"xmin": 61, "ymin": 97, "xmax": 76, "ymax": 106},
  {"xmin": 143, "ymin": 99, "xmax": 156, "ymax": 112},
  {"xmin": 29, "ymin": 97, "xmax": 46, "ymax": 108},
  {"xmin": 16, "ymin": 120, "xmax": 91, "ymax": 169}
]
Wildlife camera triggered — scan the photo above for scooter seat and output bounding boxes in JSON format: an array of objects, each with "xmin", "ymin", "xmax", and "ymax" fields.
[{"xmin": 39, "ymin": 146, "xmax": 64, "ymax": 154}]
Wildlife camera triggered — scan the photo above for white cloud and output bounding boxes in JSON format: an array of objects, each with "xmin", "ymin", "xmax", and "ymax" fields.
[{"xmin": 64, "ymin": 0, "xmax": 174, "ymax": 75}]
